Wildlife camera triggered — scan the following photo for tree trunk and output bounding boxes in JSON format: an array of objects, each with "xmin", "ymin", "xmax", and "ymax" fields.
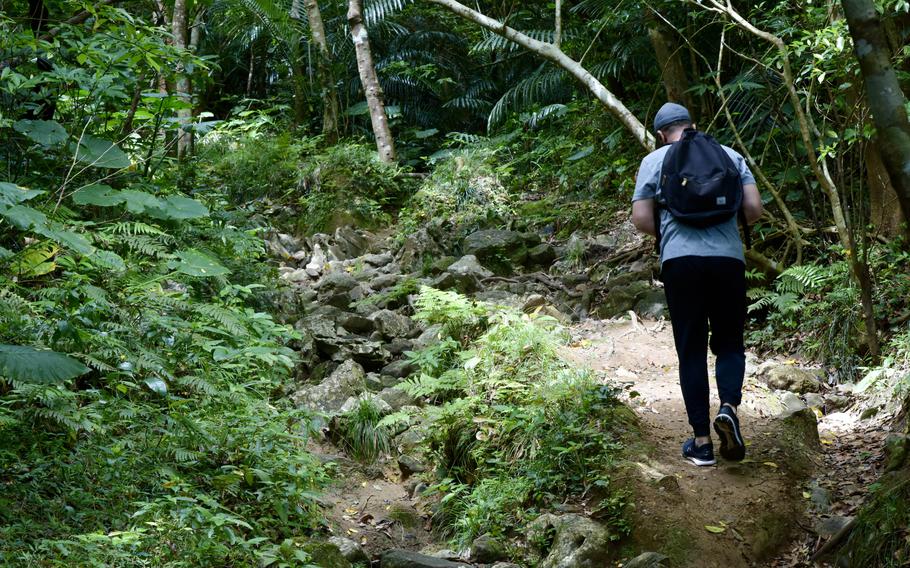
[
  {"xmin": 187, "ymin": 10, "xmax": 203, "ymax": 156},
  {"xmin": 172, "ymin": 0, "xmax": 191, "ymax": 161},
  {"xmin": 866, "ymin": 141, "xmax": 906, "ymax": 236},
  {"xmin": 426, "ymin": 0, "xmax": 654, "ymax": 151},
  {"xmin": 554, "ymin": 0, "xmax": 562, "ymax": 49},
  {"xmin": 348, "ymin": 0, "xmax": 396, "ymax": 163},
  {"xmin": 648, "ymin": 11, "xmax": 694, "ymax": 114},
  {"xmin": 842, "ymin": 0, "xmax": 910, "ymax": 242},
  {"xmin": 304, "ymin": 0, "xmax": 340, "ymax": 142}
]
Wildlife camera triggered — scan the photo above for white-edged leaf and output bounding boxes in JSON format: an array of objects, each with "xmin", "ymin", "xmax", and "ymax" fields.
[{"xmin": 144, "ymin": 376, "xmax": 168, "ymax": 395}]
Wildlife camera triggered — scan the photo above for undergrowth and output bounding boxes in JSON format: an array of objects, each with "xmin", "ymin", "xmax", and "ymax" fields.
[{"xmin": 398, "ymin": 287, "xmax": 634, "ymax": 548}]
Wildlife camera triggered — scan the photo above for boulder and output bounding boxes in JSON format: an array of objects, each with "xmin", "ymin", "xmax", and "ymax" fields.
[
  {"xmin": 381, "ymin": 359, "xmax": 417, "ymax": 379},
  {"xmin": 765, "ymin": 365, "xmax": 823, "ymax": 393},
  {"xmin": 305, "ymin": 244, "xmax": 327, "ymax": 278},
  {"xmin": 281, "ymin": 268, "xmax": 311, "ymax": 283},
  {"xmin": 363, "ymin": 252, "xmax": 393, "ymax": 268},
  {"xmin": 463, "ymin": 229, "xmax": 539, "ymax": 275},
  {"xmin": 634, "ymin": 289, "xmax": 667, "ymax": 319},
  {"xmin": 528, "ymin": 513, "xmax": 613, "ymax": 568},
  {"xmin": 444, "ymin": 255, "xmax": 493, "ymax": 292},
  {"xmin": 595, "ymin": 281, "xmax": 651, "ymax": 319},
  {"xmin": 472, "ymin": 533, "xmax": 508, "ymax": 563},
  {"xmin": 334, "ymin": 226, "xmax": 372, "ymax": 259},
  {"xmin": 340, "ymin": 393, "xmax": 391, "ymax": 414},
  {"xmin": 398, "ymin": 454, "xmax": 427, "ymax": 479},
  {"xmin": 386, "ymin": 338, "xmax": 414, "ymax": 356},
  {"xmin": 413, "ymin": 324, "xmax": 443, "ymax": 350},
  {"xmin": 371, "ymin": 309, "xmax": 413, "ymax": 339},
  {"xmin": 369, "ymin": 273, "xmax": 401, "ymax": 292},
  {"xmin": 381, "ymin": 549, "xmax": 470, "ymax": 568},
  {"xmin": 328, "ymin": 537, "xmax": 369, "ymax": 565},
  {"xmin": 292, "ymin": 360, "xmax": 366, "ymax": 414},
  {"xmin": 302, "ymin": 541, "xmax": 351, "ymax": 568},
  {"xmin": 338, "ymin": 312, "xmax": 375, "ymax": 334},
  {"xmin": 398, "ymin": 228, "xmax": 444, "ymax": 271},
  {"xmin": 884, "ymin": 433, "xmax": 909, "ymax": 472},
  {"xmin": 318, "ymin": 271, "xmax": 360, "ymax": 295},
  {"xmin": 379, "ymin": 387, "xmax": 415, "ymax": 411},
  {"xmin": 526, "ymin": 243, "xmax": 556, "ymax": 268},
  {"xmin": 429, "ymin": 255, "xmax": 457, "ymax": 275}
]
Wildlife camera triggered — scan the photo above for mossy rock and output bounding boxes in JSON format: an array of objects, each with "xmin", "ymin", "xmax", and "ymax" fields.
[
  {"xmin": 749, "ymin": 510, "xmax": 796, "ymax": 561},
  {"xmin": 596, "ymin": 281, "xmax": 651, "ymax": 319},
  {"xmin": 775, "ymin": 407, "xmax": 820, "ymax": 476},
  {"xmin": 302, "ymin": 541, "xmax": 352, "ymax": 568}
]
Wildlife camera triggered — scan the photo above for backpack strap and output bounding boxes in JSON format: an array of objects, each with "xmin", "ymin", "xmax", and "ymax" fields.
[{"xmin": 653, "ymin": 203, "xmax": 662, "ymax": 256}]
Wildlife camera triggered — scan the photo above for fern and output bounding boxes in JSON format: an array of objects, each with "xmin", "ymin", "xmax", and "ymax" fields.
[{"xmin": 194, "ymin": 304, "xmax": 250, "ymax": 338}]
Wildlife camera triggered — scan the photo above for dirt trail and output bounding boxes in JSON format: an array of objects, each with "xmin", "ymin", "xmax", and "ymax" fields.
[{"xmin": 562, "ymin": 317, "xmax": 887, "ymax": 568}]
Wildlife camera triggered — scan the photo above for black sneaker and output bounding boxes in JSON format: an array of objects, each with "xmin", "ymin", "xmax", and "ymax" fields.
[
  {"xmin": 714, "ymin": 405, "xmax": 746, "ymax": 461},
  {"xmin": 682, "ymin": 438, "xmax": 716, "ymax": 466}
]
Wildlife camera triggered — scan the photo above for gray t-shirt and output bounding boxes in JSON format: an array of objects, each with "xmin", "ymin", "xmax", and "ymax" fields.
[{"xmin": 632, "ymin": 143, "xmax": 756, "ymax": 265}]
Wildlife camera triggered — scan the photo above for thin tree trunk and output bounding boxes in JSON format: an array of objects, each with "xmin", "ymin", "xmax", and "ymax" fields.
[
  {"xmin": 187, "ymin": 9, "xmax": 203, "ymax": 156},
  {"xmin": 172, "ymin": 0, "xmax": 190, "ymax": 161},
  {"xmin": 427, "ymin": 0, "xmax": 654, "ymax": 151},
  {"xmin": 648, "ymin": 11, "xmax": 694, "ymax": 113},
  {"xmin": 121, "ymin": 73, "xmax": 145, "ymax": 136},
  {"xmin": 554, "ymin": 0, "xmax": 562, "ymax": 49},
  {"xmin": 246, "ymin": 43, "xmax": 255, "ymax": 97},
  {"xmin": 842, "ymin": 0, "xmax": 910, "ymax": 242},
  {"xmin": 693, "ymin": 0, "xmax": 880, "ymax": 356},
  {"xmin": 304, "ymin": 0, "xmax": 340, "ymax": 142},
  {"xmin": 348, "ymin": 0, "xmax": 396, "ymax": 163}
]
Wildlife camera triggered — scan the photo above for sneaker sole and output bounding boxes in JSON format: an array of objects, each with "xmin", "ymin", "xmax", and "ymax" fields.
[
  {"xmin": 684, "ymin": 455, "xmax": 717, "ymax": 467},
  {"xmin": 714, "ymin": 414, "xmax": 746, "ymax": 461}
]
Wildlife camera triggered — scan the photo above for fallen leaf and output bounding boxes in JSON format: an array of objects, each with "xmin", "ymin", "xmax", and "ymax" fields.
[
  {"xmin": 705, "ymin": 525, "xmax": 726, "ymax": 534},
  {"xmin": 763, "ymin": 461, "xmax": 779, "ymax": 468}
]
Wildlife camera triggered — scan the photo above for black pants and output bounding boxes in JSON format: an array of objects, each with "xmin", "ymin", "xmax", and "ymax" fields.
[{"xmin": 661, "ymin": 256, "xmax": 746, "ymax": 437}]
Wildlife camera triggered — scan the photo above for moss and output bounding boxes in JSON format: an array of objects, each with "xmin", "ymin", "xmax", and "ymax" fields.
[{"xmin": 302, "ymin": 541, "xmax": 352, "ymax": 568}]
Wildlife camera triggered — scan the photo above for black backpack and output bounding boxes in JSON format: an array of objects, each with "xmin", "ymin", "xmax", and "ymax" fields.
[{"xmin": 654, "ymin": 129, "xmax": 750, "ymax": 253}]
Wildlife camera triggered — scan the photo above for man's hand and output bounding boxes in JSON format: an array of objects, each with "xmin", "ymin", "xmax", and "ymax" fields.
[
  {"xmin": 742, "ymin": 183, "xmax": 763, "ymax": 225},
  {"xmin": 632, "ymin": 199, "xmax": 657, "ymax": 237}
]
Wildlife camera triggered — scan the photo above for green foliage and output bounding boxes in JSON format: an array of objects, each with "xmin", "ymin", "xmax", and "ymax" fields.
[
  {"xmin": 397, "ymin": 148, "xmax": 514, "ymax": 241},
  {"xmin": 403, "ymin": 288, "xmax": 633, "ymax": 548},
  {"xmin": 297, "ymin": 143, "xmax": 414, "ymax": 234},
  {"xmin": 0, "ymin": 344, "xmax": 89, "ymax": 384},
  {"xmin": 334, "ymin": 398, "xmax": 393, "ymax": 463},
  {"xmin": 840, "ymin": 472, "xmax": 910, "ymax": 567}
]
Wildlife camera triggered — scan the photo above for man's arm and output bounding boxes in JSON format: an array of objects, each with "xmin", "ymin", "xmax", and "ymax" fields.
[
  {"xmin": 742, "ymin": 183, "xmax": 763, "ymax": 225},
  {"xmin": 632, "ymin": 199, "xmax": 657, "ymax": 237}
]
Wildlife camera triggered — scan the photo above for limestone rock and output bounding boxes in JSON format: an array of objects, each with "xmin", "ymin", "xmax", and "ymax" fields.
[
  {"xmin": 443, "ymin": 255, "xmax": 493, "ymax": 292},
  {"xmin": 363, "ymin": 252, "xmax": 393, "ymax": 268},
  {"xmin": 472, "ymin": 533, "xmax": 508, "ymax": 563},
  {"xmin": 338, "ymin": 312, "xmax": 375, "ymax": 334},
  {"xmin": 463, "ymin": 229, "xmax": 538, "ymax": 275},
  {"xmin": 302, "ymin": 541, "xmax": 351, "ymax": 568},
  {"xmin": 328, "ymin": 536, "xmax": 369, "ymax": 565},
  {"xmin": 596, "ymin": 281, "xmax": 651, "ymax": 319},
  {"xmin": 340, "ymin": 394, "xmax": 391, "ymax": 414},
  {"xmin": 379, "ymin": 386, "xmax": 415, "ymax": 411},
  {"xmin": 371, "ymin": 309, "xmax": 413, "ymax": 339},
  {"xmin": 306, "ymin": 244, "xmax": 327, "ymax": 277},
  {"xmin": 429, "ymin": 255, "xmax": 457, "ymax": 275},
  {"xmin": 318, "ymin": 271, "xmax": 359, "ymax": 294},
  {"xmin": 381, "ymin": 549, "xmax": 470, "ymax": 568},
  {"xmin": 381, "ymin": 359, "xmax": 417, "ymax": 379},
  {"xmin": 292, "ymin": 360, "xmax": 366, "ymax": 414},
  {"xmin": 634, "ymin": 289, "xmax": 667, "ymax": 319},
  {"xmin": 526, "ymin": 243, "xmax": 556, "ymax": 267},
  {"xmin": 528, "ymin": 513, "xmax": 613, "ymax": 568},
  {"xmin": 522, "ymin": 294, "xmax": 547, "ymax": 313},
  {"xmin": 765, "ymin": 365, "xmax": 823, "ymax": 394},
  {"xmin": 398, "ymin": 454, "xmax": 427, "ymax": 479}
]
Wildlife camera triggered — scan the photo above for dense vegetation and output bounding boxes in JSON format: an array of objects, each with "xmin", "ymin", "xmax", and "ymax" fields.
[{"xmin": 2, "ymin": 0, "xmax": 910, "ymax": 565}]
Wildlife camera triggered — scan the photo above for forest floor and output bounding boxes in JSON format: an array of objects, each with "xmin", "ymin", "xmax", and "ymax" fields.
[{"xmin": 316, "ymin": 314, "xmax": 888, "ymax": 567}]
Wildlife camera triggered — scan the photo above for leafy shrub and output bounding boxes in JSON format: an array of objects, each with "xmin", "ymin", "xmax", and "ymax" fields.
[
  {"xmin": 196, "ymin": 133, "xmax": 310, "ymax": 202},
  {"xmin": 334, "ymin": 398, "xmax": 393, "ymax": 463},
  {"xmin": 297, "ymin": 143, "xmax": 414, "ymax": 234},
  {"xmin": 397, "ymin": 149, "xmax": 514, "ymax": 241},
  {"xmin": 401, "ymin": 288, "xmax": 633, "ymax": 547}
]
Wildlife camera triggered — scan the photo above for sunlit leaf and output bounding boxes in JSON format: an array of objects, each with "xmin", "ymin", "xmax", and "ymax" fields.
[{"xmin": 170, "ymin": 249, "xmax": 230, "ymax": 277}]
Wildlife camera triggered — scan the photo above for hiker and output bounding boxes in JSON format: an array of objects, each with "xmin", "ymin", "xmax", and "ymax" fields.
[{"xmin": 630, "ymin": 102, "xmax": 763, "ymax": 466}]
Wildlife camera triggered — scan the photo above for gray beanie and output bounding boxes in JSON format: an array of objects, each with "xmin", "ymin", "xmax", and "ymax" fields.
[{"xmin": 653, "ymin": 102, "xmax": 691, "ymax": 132}]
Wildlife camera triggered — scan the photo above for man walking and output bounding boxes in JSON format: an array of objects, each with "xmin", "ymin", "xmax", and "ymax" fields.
[{"xmin": 631, "ymin": 102, "xmax": 763, "ymax": 466}]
